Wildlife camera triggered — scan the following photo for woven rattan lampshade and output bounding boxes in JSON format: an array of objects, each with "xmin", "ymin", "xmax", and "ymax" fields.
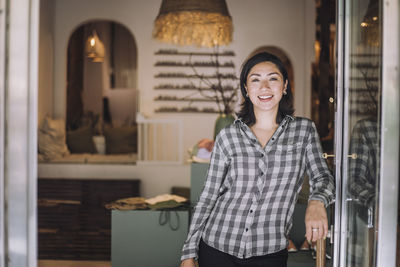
[
  {"xmin": 85, "ymin": 30, "xmax": 105, "ymax": 62},
  {"xmin": 153, "ymin": 0, "xmax": 233, "ymax": 47}
]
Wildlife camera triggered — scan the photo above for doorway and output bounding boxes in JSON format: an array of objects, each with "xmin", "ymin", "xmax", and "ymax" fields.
[
  {"xmin": 1, "ymin": 0, "xmax": 399, "ymax": 266},
  {"xmin": 333, "ymin": 0, "xmax": 399, "ymax": 266}
]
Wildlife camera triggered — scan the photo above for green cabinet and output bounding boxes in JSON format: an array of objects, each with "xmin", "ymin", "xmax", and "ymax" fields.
[
  {"xmin": 111, "ymin": 210, "xmax": 189, "ymax": 267},
  {"xmin": 190, "ymin": 163, "xmax": 209, "ymax": 205}
]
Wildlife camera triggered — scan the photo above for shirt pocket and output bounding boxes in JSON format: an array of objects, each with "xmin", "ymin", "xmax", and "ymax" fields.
[
  {"xmin": 271, "ymin": 143, "xmax": 303, "ymax": 179},
  {"xmin": 275, "ymin": 143, "xmax": 302, "ymax": 154}
]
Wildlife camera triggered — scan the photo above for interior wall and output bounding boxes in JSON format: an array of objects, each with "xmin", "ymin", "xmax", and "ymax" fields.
[
  {"xmin": 113, "ymin": 24, "xmax": 137, "ymax": 88},
  {"xmin": 38, "ymin": 0, "xmax": 55, "ymax": 125},
  {"xmin": 41, "ymin": 0, "xmax": 316, "ymax": 196}
]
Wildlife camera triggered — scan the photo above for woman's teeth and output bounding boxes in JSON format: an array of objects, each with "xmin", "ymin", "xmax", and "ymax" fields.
[{"xmin": 258, "ymin": 95, "xmax": 272, "ymax": 100}]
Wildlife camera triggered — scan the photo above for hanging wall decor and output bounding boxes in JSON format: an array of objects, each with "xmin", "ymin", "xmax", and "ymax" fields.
[{"xmin": 153, "ymin": 48, "xmax": 238, "ymax": 114}]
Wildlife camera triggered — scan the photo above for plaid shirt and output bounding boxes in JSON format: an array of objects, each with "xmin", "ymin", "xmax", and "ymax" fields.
[
  {"xmin": 348, "ymin": 118, "xmax": 379, "ymax": 206},
  {"xmin": 181, "ymin": 115, "xmax": 335, "ymax": 260}
]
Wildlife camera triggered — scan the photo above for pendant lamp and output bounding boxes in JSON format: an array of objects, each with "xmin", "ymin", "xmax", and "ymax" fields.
[
  {"xmin": 153, "ymin": 0, "xmax": 233, "ymax": 47},
  {"xmin": 85, "ymin": 30, "xmax": 105, "ymax": 62}
]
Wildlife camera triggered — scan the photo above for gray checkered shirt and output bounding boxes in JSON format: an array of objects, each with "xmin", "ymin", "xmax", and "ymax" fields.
[
  {"xmin": 181, "ymin": 115, "xmax": 335, "ymax": 260},
  {"xmin": 349, "ymin": 118, "xmax": 379, "ymax": 206}
]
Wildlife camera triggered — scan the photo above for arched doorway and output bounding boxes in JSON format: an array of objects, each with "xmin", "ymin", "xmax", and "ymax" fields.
[{"xmin": 66, "ymin": 20, "xmax": 138, "ymax": 154}]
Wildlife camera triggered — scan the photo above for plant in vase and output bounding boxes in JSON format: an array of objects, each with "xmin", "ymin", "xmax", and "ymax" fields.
[{"xmin": 186, "ymin": 47, "xmax": 239, "ymax": 139}]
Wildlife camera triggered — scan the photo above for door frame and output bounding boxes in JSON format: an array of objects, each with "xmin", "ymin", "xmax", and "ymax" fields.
[
  {"xmin": 334, "ymin": 0, "xmax": 400, "ymax": 266},
  {"xmin": 0, "ymin": 0, "xmax": 6, "ymax": 264},
  {"xmin": 1, "ymin": 0, "xmax": 39, "ymax": 266},
  {"xmin": 376, "ymin": 0, "xmax": 399, "ymax": 265}
]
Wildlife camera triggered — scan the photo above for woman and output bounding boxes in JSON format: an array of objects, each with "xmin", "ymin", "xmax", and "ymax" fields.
[{"xmin": 180, "ymin": 52, "xmax": 335, "ymax": 267}]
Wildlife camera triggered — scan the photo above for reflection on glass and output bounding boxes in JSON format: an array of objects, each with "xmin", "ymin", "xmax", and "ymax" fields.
[{"xmin": 346, "ymin": 0, "xmax": 381, "ymax": 266}]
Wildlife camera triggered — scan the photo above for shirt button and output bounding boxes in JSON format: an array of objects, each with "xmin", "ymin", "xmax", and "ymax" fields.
[
  {"xmin": 272, "ymin": 137, "xmax": 275, "ymax": 141},
  {"xmin": 245, "ymin": 228, "xmax": 249, "ymax": 231},
  {"xmin": 250, "ymin": 210, "xmax": 253, "ymax": 213},
  {"xmin": 260, "ymin": 153, "xmax": 264, "ymax": 157}
]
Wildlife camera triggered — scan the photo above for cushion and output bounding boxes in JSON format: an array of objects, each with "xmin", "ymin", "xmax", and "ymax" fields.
[
  {"xmin": 66, "ymin": 127, "xmax": 97, "ymax": 154},
  {"xmin": 38, "ymin": 117, "xmax": 70, "ymax": 160},
  {"xmin": 104, "ymin": 126, "xmax": 137, "ymax": 154}
]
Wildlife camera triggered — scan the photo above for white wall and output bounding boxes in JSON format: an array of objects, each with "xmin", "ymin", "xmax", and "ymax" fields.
[
  {"xmin": 38, "ymin": 0, "xmax": 55, "ymax": 125},
  {"xmin": 40, "ymin": 0, "xmax": 316, "ymax": 196}
]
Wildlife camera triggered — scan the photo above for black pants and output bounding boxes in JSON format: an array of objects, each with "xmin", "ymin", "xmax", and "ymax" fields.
[{"xmin": 198, "ymin": 239, "xmax": 288, "ymax": 267}]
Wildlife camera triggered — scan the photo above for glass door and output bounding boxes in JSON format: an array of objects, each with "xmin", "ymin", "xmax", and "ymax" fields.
[
  {"xmin": 342, "ymin": 0, "xmax": 382, "ymax": 266},
  {"xmin": 334, "ymin": 0, "xmax": 399, "ymax": 266}
]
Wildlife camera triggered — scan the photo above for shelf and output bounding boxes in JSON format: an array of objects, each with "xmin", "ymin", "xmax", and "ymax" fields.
[
  {"xmin": 154, "ymin": 85, "xmax": 236, "ymax": 91},
  {"xmin": 351, "ymin": 63, "xmax": 380, "ymax": 69},
  {"xmin": 154, "ymin": 73, "xmax": 237, "ymax": 79},
  {"xmin": 154, "ymin": 49, "xmax": 235, "ymax": 56},
  {"xmin": 350, "ymin": 76, "xmax": 379, "ymax": 82},
  {"xmin": 350, "ymin": 53, "xmax": 381, "ymax": 57},
  {"xmin": 155, "ymin": 108, "xmax": 219, "ymax": 114},
  {"xmin": 349, "ymin": 87, "xmax": 378, "ymax": 92},
  {"xmin": 154, "ymin": 98, "xmax": 217, "ymax": 103},
  {"xmin": 154, "ymin": 61, "xmax": 234, "ymax": 68}
]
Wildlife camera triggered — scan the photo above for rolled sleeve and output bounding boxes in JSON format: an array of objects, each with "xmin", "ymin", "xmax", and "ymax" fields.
[{"xmin": 305, "ymin": 122, "xmax": 335, "ymax": 207}]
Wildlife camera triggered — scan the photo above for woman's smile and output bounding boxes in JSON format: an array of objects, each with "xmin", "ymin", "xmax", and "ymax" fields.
[{"xmin": 258, "ymin": 95, "xmax": 273, "ymax": 101}]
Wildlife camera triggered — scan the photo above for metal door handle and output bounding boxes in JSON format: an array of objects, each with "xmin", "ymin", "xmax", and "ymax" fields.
[
  {"xmin": 367, "ymin": 206, "xmax": 374, "ymax": 228},
  {"xmin": 322, "ymin": 153, "xmax": 334, "ymax": 159},
  {"xmin": 322, "ymin": 153, "xmax": 357, "ymax": 159}
]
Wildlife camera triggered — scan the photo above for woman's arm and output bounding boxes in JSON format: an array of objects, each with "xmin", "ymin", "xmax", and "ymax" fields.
[
  {"xmin": 304, "ymin": 122, "xmax": 335, "ymax": 242},
  {"xmin": 181, "ymin": 132, "xmax": 230, "ymax": 261}
]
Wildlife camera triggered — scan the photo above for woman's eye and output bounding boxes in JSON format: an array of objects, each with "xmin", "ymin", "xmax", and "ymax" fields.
[
  {"xmin": 251, "ymin": 79, "xmax": 259, "ymax": 82},
  {"xmin": 269, "ymin": 77, "xmax": 278, "ymax": 81}
]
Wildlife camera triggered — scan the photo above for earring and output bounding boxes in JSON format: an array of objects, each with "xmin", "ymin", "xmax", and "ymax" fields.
[
  {"xmin": 246, "ymin": 92, "xmax": 249, "ymax": 97},
  {"xmin": 283, "ymin": 90, "xmax": 287, "ymax": 95}
]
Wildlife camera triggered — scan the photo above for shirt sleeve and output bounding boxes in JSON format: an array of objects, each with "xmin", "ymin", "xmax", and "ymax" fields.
[
  {"xmin": 181, "ymin": 133, "xmax": 230, "ymax": 261},
  {"xmin": 305, "ymin": 122, "xmax": 335, "ymax": 207},
  {"xmin": 348, "ymin": 122, "xmax": 376, "ymax": 206}
]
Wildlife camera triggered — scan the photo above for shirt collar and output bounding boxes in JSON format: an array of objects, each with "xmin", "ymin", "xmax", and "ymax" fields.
[{"xmin": 235, "ymin": 115, "xmax": 295, "ymax": 126}]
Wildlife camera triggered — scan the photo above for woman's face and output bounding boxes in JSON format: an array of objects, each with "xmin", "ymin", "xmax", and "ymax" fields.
[{"xmin": 245, "ymin": 61, "xmax": 287, "ymax": 114}]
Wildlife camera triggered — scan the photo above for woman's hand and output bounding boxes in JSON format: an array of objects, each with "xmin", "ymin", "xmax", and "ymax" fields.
[
  {"xmin": 180, "ymin": 258, "xmax": 197, "ymax": 267},
  {"xmin": 305, "ymin": 200, "xmax": 328, "ymax": 242}
]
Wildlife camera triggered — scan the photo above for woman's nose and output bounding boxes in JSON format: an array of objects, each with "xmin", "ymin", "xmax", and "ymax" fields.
[{"xmin": 260, "ymin": 80, "xmax": 270, "ymax": 89}]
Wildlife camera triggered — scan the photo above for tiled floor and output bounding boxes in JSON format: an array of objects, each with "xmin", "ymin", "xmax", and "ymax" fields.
[{"xmin": 38, "ymin": 260, "xmax": 111, "ymax": 267}]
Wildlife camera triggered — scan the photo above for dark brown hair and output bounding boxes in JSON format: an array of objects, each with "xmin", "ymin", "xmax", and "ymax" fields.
[{"xmin": 237, "ymin": 52, "xmax": 294, "ymax": 126}]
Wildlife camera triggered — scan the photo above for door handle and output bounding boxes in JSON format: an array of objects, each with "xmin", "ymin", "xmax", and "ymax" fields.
[
  {"xmin": 367, "ymin": 206, "xmax": 374, "ymax": 228},
  {"xmin": 322, "ymin": 153, "xmax": 357, "ymax": 159}
]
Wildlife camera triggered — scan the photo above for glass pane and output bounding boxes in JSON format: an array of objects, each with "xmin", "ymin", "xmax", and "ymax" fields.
[{"xmin": 346, "ymin": 0, "xmax": 381, "ymax": 266}]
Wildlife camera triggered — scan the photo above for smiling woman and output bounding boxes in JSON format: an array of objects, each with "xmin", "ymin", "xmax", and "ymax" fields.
[{"xmin": 179, "ymin": 52, "xmax": 334, "ymax": 267}]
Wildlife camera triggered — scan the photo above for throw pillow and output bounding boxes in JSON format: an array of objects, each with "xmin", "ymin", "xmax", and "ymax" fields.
[
  {"xmin": 104, "ymin": 125, "xmax": 137, "ymax": 154},
  {"xmin": 38, "ymin": 117, "xmax": 70, "ymax": 160},
  {"xmin": 66, "ymin": 127, "xmax": 97, "ymax": 154}
]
